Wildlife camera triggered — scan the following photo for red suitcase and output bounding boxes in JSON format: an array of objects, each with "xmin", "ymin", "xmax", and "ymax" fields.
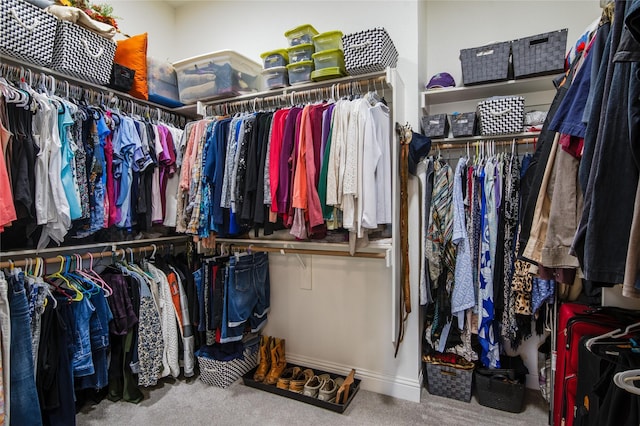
[{"xmin": 553, "ymin": 303, "xmax": 627, "ymax": 426}]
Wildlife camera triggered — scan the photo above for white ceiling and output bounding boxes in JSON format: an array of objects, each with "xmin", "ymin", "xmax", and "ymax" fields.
[{"xmin": 162, "ymin": 0, "xmax": 192, "ymax": 8}]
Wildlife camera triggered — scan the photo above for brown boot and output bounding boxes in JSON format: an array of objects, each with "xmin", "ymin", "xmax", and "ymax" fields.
[
  {"xmin": 264, "ymin": 338, "xmax": 286, "ymax": 385},
  {"xmin": 253, "ymin": 335, "xmax": 272, "ymax": 382}
]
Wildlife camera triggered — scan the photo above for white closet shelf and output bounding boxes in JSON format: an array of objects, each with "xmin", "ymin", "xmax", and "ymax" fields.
[
  {"xmin": 421, "ymin": 74, "xmax": 562, "ymax": 111},
  {"xmin": 1, "ymin": 55, "xmax": 199, "ymax": 119}
]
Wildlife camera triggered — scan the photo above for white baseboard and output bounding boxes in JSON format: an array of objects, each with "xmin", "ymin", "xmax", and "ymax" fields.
[{"xmin": 286, "ymin": 353, "xmax": 422, "ymax": 403}]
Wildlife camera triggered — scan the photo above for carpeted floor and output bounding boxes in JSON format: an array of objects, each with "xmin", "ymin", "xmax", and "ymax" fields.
[{"xmin": 77, "ymin": 376, "xmax": 549, "ymax": 426}]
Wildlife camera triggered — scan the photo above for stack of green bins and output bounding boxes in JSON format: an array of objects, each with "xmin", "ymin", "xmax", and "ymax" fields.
[{"xmin": 311, "ymin": 31, "xmax": 346, "ymax": 82}]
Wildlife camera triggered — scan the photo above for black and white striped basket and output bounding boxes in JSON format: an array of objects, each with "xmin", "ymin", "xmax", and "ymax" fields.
[
  {"xmin": 342, "ymin": 27, "xmax": 398, "ymax": 75},
  {"xmin": 198, "ymin": 342, "xmax": 258, "ymax": 388},
  {"xmin": 0, "ymin": 0, "xmax": 57, "ymax": 67},
  {"xmin": 50, "ymin": 21, "xmax": 116, "ymax": 85},
  {"xmin": 477, "ymin": 96, "xmax": 525, "ymax": 136}
]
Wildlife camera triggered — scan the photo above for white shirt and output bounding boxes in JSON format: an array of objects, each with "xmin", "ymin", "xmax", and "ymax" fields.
[
  {"xmin": 32, "ymin": 93, "xmax": 51, "ymax": 226},
  {"xmin": 38, "ymin": 98, "xmax": 71, "ymax": 249},
  {"xmin": 361, "ymin": 101, "xmax": 391, "ymax": 231},
  {"xmin": 326, "ymin": 100, "xmax": 349, "ymax": 208}
]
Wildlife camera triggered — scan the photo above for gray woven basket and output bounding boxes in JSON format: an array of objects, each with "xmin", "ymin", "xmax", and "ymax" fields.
[
  {"xmin": 425, "ymin": 361, "xmax": 473, "ymax": 402},
  {"xmin": 451, "ymin": 112, "xmax": 477, "ymax": 138},
  {"xmin": 512, "ymin": 29, "xmax": 568, "ymax": 79},
  {"xmin": 421, "ymin": 114, "xmax": 449, "ymax": 139},
  {"xmin": 460, "ymin": 41, "xmax": 512, "ymax": 86}
]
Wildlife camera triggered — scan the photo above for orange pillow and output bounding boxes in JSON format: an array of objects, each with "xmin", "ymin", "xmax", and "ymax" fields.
[{"xmin": 114, "ymin": 33, "xmax": 148, "ymax": 100}]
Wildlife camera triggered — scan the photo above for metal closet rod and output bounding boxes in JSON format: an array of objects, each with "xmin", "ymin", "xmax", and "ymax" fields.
[
  {"xmin": 203, "ymin": 73, "xmax": 390, "ymax": 116},
  {"xmin": 433, "ymin": 137, "xmax": 538, "ymax": 150},
  {"xmin": 0, "ymin": 243, "xmax": 177, "ymax": 270},
  {"xmin": 0, "ymin": 55, "xmax": 190, "ymax": 123},
  {"xmin": 0, "ymin": 235, "xmax": 190, "ymax": 259},
  {"xmin": 213, "ymin": 243, "xmax": 386, "ymax": 259}
]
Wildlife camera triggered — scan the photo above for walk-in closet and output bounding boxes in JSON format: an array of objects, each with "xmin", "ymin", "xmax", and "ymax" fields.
[{"xmin": 1, "ymin": 0, "xmax": 639, "ymax": 425}]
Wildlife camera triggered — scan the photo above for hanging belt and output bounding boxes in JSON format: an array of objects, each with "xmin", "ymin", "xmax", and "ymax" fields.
[{"xmin": 395, "ymin": 123, "xmax": 412, "ymax": 357}]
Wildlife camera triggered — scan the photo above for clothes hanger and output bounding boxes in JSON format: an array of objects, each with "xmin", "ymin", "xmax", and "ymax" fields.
[
  {"xmin": 70, "ymin": 254, "xmax": 101, "ymax": 296},
  {"xmin": 35, "ymin": 256, "xmax": 58, "ymax": 310},
  {"xmin": 85, "ymin": 252, "xmax": 112, "ymax": 296},
  {"xmin": 62, "ymin": 255, "xmax": 90, "ymax": 300},
  {"xmin": 46, "ymin": 255, "xmax": 80, "ymax": 301},
  {"xmin": 584, "ymin": 322, "xmax": 640, "ymax": 352},
  {"xmin": 613, "ymin": 369, "xmax": 640, "ymax": 396}
]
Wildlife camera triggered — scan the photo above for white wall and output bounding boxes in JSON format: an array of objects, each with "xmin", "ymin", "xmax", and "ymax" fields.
[
  {"xmin": 110, "ymin": 0, "xmax": 178, "ymax": 61},
  {"xmin": 173, "ymin": 0, "xmax": 421, "ymax": 127},
  {"xmin": 423, "ymin": 0, "xmax": 602, "ymax": 89},
  {"xmin": 170, "ymin": 0, "xmax": 423, "ymax": 400}
]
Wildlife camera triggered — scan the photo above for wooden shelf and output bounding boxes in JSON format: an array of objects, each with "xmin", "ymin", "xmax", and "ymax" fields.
[{"xmin": 421, "ymin": 74, "xmax": 561, "ymax": 111}]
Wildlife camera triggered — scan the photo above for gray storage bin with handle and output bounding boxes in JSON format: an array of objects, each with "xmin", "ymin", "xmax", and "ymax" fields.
[
  {"xmin": 50, "ymin": 20, "xmax": 116, "ymax": 85},
  {"xmin": 512, "ymin": 29, "xmax": 568, "ymax": 79},
  {"xmin": 0, "ymin": 0, "xmax": 58, "ymax": 67},
  {"xmin": 460, "ymin": 41, "xmax": 512, "ymax": 86},
  {"xmin": 451, "ymin": 112, "xmax": 477, "ymax": 137},
  {"xmin": 421, "ymin": 114, "xmax": 449, "ymax": 139},
  {"xmin": 342, "ymin": 27, "xmax": 398, "ymax": 75},
  {"xmin": 477, "ymin": 96, "xmax": 525, "ymax": 136}
]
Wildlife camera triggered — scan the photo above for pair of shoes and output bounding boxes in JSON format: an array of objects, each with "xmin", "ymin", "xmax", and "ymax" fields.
[
  {"xmin": 253, "ymin": 336, "xmax": 287, "ymax": 385},
  {"xmin": 335, "ymin": 369, "xmax": 356, "ymax": 405},
  {"xmin": 318, "ymin": 377, "xmax": 343, "ymax": 402},
  {"xmin": 276, "ymin": 367, "xmax": 301, "ymax": 390},
  {"xmin": 302, "ymin": 374, "xmax": 331, "ymax": 398},
  {"xmin": 289, "ymin": 368, "xmax": 314, "ymax": 393}
]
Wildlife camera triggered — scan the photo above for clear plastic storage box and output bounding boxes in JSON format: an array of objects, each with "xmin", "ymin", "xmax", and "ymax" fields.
[
  {"xmin": 287, "ymin": 43, "xmax": 314, "ymax": 64},
  {"xmin": 173, "ymin": 50, "xmax": 262, "ymax": 104},
  {"xmin": 312, "ymin": 31, "xmax": 344, "ymax": 52},
  {"xmin": 286, "ymin": 60, "xmax": 313, "ymax": 85},
  {"xmin": 311, "ymin": 67, "xmax": 345, "ymax": 82},
  {"xmin": 312, "ymin": 49, "xmax": 345, "ymax": 71},
  {"xmin": 285, "ymin": 24, "xmax": 318, "ymax": 47},
  {"xmin": 147, "ymin": 57, "xmax": 183, "ymax": 108},
  {"xmin": 260, "ymin": 49, "xmax": 288, "ymax": 69},
  {"xmin": 262, "ymin": 66, "xmax": 288, "ymax": 89}
]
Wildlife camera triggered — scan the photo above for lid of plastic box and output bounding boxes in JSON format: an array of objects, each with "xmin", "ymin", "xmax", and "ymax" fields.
[
  {"xmin": 311, "ymin": 67, "xmax": 345, "ymax": 81},
  {"xmin": 260, "ymin": 49, "xmax": 289, "ymax": 61},
  {"xmin": 284, "ymin": 24, "xmax": 319, "ymax": 38},
  {"xmin": 286, "ymin": 60, "xmax": 314, "ymax": 71},
  {"xmin": 287, "ymin": 43, "xmax": 314, "ymax": 53},
  {"xmin": 312, "ymin": 48, "xmax": 344, "ymax": 59},
  {"xmin": 173, "ymin": 49, "xmax": 261, "ymax": 76},
  {"xmin": 261, "ymin": 66, "xmax": 288, "ymax": 75},
  {"xmin": 313, "ymin": 30, "xmax": 344, "ymax": 41}
]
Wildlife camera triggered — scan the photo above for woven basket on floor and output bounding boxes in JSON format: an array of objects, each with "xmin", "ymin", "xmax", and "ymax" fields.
[{"xmin": 198, "ymin": 342, "xmax": 258, "ymax": 388}]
